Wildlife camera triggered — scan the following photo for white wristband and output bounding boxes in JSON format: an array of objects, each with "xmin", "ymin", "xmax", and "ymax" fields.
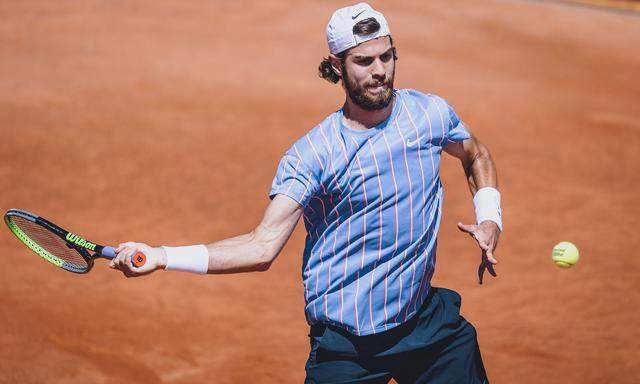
[
  {"xmin": 473, "ymin": 187, "xmax": 503, "ymax": 231},
  {"xmin": 163, "ymin": 245, "xmax": 209, "ymax": 274}
]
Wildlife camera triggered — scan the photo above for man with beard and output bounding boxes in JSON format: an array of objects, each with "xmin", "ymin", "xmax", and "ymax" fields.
[{"xmin": 111, "ymin": 2, "xmax": 500, "ymax": 383}]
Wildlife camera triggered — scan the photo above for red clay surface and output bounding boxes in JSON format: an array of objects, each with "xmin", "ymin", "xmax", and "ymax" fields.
[{"xmin": 1, "ymin": 1, "xmax": 639, "ymax": 383}]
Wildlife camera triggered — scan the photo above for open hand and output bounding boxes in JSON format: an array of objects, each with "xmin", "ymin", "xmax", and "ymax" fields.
[{"xmin": 457, "ymin": 221, "xmax": 501, "ymax": 284}]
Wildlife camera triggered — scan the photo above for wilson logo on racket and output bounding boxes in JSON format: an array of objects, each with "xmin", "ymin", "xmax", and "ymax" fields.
[
  {"xmin": 5, "ymin": 208, "xmax": 146, "ymax": 273},
  {"xmin": 65, "ymin": 233, "xmax": 97, "ymax": 251}
]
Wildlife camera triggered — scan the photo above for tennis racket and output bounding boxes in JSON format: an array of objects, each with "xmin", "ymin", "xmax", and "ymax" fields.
[{"xmin": 4, "ymin": 208, "xmax": 146, "ymax": 273}]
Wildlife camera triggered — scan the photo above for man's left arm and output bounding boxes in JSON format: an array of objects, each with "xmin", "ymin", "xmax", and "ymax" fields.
[{"xmin": 444, "ymin": 133, "xmax": 502, "ymax": 284}]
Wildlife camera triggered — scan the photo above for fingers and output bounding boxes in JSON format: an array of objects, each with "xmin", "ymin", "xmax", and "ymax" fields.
[
  {"xmin": 477, "ymin": 240, "xmax": 490, "ymax": 252},
  {"xmin": 477, "ymin": 251, "xmax": 498, "ymax": 285},
  {"xmin": 110, "ymin": 245, "xmax": 141, "ymax": 277},
  {"xmin": 487, "ymin": 262, "xmax": 497, "ymax": 277},
  {"xmin": 478, "ymin": 261, "xmax": 485, "ymax": 285},
  {"xmin": 485, "ymin": 248, "xmax": 498, "ymax": 265},
  {"xmin": 457, "ymin": 222, "xmax": 477, "ymax": 234},
  {"xmin": 477, "ymin": 259, "xmax": 497, "ymax": 284},
  {"xmin": 460, "ymin": 221, "xmax": 501, "ymax": 284},
  {"xmin": 111, "ymin": 242, "xmax": 161, "ymax": 278},
  {"xmin": 476, "ymin": 238, "xmax": 497, "ymax": 264},
  {"xmin": 471, "ymin": 229, "xmax": 498, "ymax": 264},
  {"xmin": 116, "ymin": 242, "xmax": 139, "ymax": 253},
  {"xmin": 459, "ymin": 223, "xmax": 494, "ymax": 255}
]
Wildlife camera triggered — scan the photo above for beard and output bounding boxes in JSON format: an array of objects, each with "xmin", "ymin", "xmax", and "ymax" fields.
[{"xmin": 342, "ymin": 62, "xmax": 395, "ymax": 110}]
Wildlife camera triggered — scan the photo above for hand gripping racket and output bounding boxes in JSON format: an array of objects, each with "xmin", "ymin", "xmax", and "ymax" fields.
[{"xmin": 4, "ymin": 209, "xmax": 146, "ymax": 273}]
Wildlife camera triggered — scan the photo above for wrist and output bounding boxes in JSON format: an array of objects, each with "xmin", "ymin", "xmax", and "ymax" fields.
[
  {"xmin": 162, "ymin": 244, "xmax": 209, "ymax": 274},
  {"xmin": 158, "ymin": 247, "xmax": 168, "ymax": 270},
  {"xmin": 473, "ymin": 187, "xmax": 503, "ymax": 232}
]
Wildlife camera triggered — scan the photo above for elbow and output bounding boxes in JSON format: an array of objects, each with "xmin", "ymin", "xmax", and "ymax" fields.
[
  {"xmin": 255, "ymin": 251, "xmax": 276, "ymax": 272},
  {"xmin": 252, "ymin": 233, "xmax": 278, "ymax": 272},
  {"xmin": 255, "ymin": 260, "xmax": 272, "ymax": 272},
  {"xmin": 249, "ymin": 216, "xmax": 293, "ymax": 272}
]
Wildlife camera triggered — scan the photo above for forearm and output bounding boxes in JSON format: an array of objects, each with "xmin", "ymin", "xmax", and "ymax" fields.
[
  {"xmin": 112, "ymin": 195, "xmax": 301, "ymax": 278},
  {"xmin": 198, "ymin": 196, "xmax": 301, "ymax": 274},
  {"xmin": 460, "ymin": 140, "xmax": 502, "ymax": 231},
  {"xmin": 204, "ymin": 231, "xmax": 272, "ymax": 274},
  {"xmin": 157, "ymin": 232, "xmax": 271, "ymax": 274},
  {"xmin": 169, "ymin": 215, "xmax": 294, "ymax": 274},
  {"xmin": 463, "ymin": 141, "xmax": 498, "ymax": 195}
]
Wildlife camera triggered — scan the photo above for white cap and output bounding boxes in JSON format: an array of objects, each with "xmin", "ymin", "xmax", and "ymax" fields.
[{"xmin": 326, "ymin": 2, "xmax": 391, "ymax": 55}]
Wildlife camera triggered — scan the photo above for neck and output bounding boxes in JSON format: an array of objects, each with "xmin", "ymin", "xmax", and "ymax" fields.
[{"xmin": 342, "ymin": 93, "xmax": 395, "ymax": 131}]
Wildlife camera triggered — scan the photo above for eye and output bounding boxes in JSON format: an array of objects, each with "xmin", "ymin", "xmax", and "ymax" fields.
[
  {"xmin": 355, "ymin": 58, "xmax": 374, "ymax": 66},
  {"xmin": 380, "ymin": 52, "xmax": 392, "ymax": 62}
]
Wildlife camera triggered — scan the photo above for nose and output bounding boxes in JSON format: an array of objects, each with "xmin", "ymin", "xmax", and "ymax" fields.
[{"xmin": 370, "ymin": 58, "xmax": 386, "ymax": 80}]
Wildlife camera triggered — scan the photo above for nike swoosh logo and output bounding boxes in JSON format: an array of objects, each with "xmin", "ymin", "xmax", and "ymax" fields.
[
  {"xmin": 352, "ymin": 10, "xmax": 366, "ymax": 19},
  {"xmin": 406, "ymin": 138, "xmax": 419, "ymax": 147}
]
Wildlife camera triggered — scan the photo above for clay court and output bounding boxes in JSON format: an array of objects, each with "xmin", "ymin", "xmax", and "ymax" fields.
[{"xmin": 1, "ymin": 0, "xmax": 638, "ymax": 383}]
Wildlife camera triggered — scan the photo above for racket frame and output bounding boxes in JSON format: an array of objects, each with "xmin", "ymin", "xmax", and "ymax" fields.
[{"xmin": 5, "ymin": 209, "xmax": 116, "ymax": 273}]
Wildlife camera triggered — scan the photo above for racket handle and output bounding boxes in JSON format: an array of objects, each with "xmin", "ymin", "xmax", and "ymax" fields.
[
  {"xmin": 101, "ymin": 246, "xmax": 117, "ymax": 258},
  {"xmin": 101, "ymin": 246, "xmax": 146, "ymax": 268},
  {"xmin": 132, "ymin": 252, "xmax": 146, "ymax": 267}
]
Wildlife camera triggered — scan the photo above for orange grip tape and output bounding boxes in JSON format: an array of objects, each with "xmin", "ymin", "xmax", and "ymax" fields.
[{"xmin": 132, "ymin": 252, "xmax": 146, "ymax": 268}]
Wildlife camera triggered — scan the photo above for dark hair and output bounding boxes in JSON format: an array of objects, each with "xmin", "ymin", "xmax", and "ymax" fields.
[{"xmin": 318, "ymin": 18, "xmax": 397, "ymax": 84}]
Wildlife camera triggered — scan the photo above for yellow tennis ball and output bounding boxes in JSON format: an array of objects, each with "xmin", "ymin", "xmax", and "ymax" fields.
[{"xmin": 552, "ymin": 241, "xmax": 579, "ymax": 268}]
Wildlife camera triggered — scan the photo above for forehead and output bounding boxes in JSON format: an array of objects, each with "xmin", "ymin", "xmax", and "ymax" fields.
[{"xmin": 346, "ymin": 36, "xmax": 392, "ymax": 58}]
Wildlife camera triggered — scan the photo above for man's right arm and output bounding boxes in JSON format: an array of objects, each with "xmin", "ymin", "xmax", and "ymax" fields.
[
  {"xmin": 203, "ymin": 194, "xmax": 303, "ymax": 273},
  {"xmin": 110, "ymin": 194, "xmax": 303, "ymax": 276}
]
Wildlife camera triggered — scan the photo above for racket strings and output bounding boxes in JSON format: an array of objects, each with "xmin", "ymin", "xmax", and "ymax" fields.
[{"xmin": 11, "ymin": 216, "xmax": 89, "ymax": 269}]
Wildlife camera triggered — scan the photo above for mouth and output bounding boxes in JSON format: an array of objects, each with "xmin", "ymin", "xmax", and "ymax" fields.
[{"xmin": 367, "ymin": 83, "xmax": 388, "ymax": 92}]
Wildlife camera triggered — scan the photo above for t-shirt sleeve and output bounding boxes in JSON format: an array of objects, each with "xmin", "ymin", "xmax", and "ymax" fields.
[
  {"xmin": 405, "ymin": 90, "xmax": 471, "ymax": 145},
  {"xmin": 269, "ymin": 152, "xmax": 320, "ymax": 207},
  {"xmin": 444, "ymin": 99, "xmax": 471, "ymax": 144}
]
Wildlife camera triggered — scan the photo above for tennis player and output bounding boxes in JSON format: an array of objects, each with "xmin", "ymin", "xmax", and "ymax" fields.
[{"xmin": 112, "ymin": 3, "xmax": 501, "ymax": 383}]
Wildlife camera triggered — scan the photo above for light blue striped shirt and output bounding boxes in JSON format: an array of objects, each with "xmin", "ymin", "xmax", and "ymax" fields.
[{"xmin": 269, "ymin": 89, "xmax": 471, "ymax": 335}]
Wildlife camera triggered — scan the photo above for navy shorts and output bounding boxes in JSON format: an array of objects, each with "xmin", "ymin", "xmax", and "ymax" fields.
[{"xmin": 304, "ymin": 287, "xmax": 489, "ymax": 384}]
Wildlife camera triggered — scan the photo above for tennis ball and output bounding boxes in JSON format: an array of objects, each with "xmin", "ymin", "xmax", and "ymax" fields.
[{"xmin": 552, "ymin": 241, "xmax": 579, "ymax": 268}]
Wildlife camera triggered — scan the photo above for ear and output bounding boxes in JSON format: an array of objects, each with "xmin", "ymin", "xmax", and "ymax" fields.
[{"xmin": 329, "ymin": 54, "xmax": 343, "ymax": 77}]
